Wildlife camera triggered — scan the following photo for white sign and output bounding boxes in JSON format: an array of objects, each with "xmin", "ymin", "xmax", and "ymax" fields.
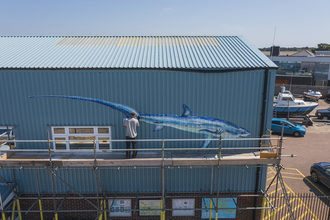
[
  {"xmin": 172, "ymin": 198, "xmax": 195, "ymax": 216},
  {"xmin": 109, "ymin": 199, "xmax": 131, "ymax": 217}
]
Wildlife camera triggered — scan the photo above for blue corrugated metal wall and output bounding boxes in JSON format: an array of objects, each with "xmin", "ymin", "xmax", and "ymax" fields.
[
  {"xmin": 1, "ymin": 69, "xmax": 272, "ymax": 148},
  {"xmin": 0, "ymin": 68, "xmax": 275, "ymax": 193},
  {"xmin": 0, "ymin": 166, "xmax": 266, "ymax": 194}
]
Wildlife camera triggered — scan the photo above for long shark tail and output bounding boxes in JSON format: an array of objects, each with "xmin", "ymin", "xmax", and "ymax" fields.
[{"xmin": 29, "ymin": 95, "xmax": 139, "ymax": 118}]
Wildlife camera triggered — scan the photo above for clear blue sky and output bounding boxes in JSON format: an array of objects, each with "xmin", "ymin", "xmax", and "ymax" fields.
[{"xmin": 1, "ymin": 0, "xmax": 329, "ymax": 48}]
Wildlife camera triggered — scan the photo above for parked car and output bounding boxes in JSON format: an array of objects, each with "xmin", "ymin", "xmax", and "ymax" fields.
[
  {"xmin": 271, "ymin": 118, "xmax": 306, "ymax": 137},
  {"xmin": 315, "ymin": 107, "xmax": 330, "ymax": 120},
  {"xmin": 326, "ymin": 89, "xmax": 330, "ymax": 101},
  {"xmin": 310, "ymin": 162, "xmax": 330, "ymax": 189}
]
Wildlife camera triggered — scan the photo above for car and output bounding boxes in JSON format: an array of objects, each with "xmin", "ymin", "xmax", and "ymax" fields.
[
  {"xmin": 326, "ymin": 89, "xmax": 330, "ymax": 101},
  {"xmin": 271, "ymin": 118, "xmax": 306, "ymax": 137},
  {"xmin": 326, "ymin": 94, "xmax": 330, "ymax": 101},
  {"xmin": 315, "ymin": 107, "xmax": 330, "ymax": 120},
  {"xmin": 310, "ymin": 162, "xmax": 330, "ymax": 189}
]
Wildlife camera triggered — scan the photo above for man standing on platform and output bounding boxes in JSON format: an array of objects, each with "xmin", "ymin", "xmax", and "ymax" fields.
[{"xmin": 123, "ymin": 111, "xmax": 140, "ymax": 159}]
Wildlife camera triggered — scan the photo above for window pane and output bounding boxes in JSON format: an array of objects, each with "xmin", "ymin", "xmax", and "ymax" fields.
[
  {"xmin": 99, "ymin": 137, "xmax": 110, "ymax": 150},
  {"xmin": 98, "ymin": 128, "xmax": 109, "ymax": 134},
  {"xmin": 0, "ymin": 129, "xmax": 8, "ymax": 136},
  {"xmin": 55, "ymin": 137, "xmax": 66, "ymax": 150},
  {"xmin": 69, "ymin": 128, "xmax": 94, "ymax": 134},
  {"xmin": 0, "ymin": 129, "xmax": 11, "ymax": 140},
  {"xmin": 54, "ymin": 128, "xmax": 65, "ymax": 134},
  {"xmin": 69, "ymin": 136, "xmax": 95, "ymax": 149}
]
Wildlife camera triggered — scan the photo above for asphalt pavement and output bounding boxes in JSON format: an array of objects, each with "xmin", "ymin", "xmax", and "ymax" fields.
[{"xmin": 269, "ymin": 99, "xmax": 330, "ymax": 196}]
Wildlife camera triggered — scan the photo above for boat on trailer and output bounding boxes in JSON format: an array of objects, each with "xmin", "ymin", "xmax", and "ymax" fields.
[
  {"xmin": 303, "ymin": 90, "xmax": 322, "ymax": 101},
  {"xmin": 273, "ymin": 86, "xmax": 319, "ymax": 117}
]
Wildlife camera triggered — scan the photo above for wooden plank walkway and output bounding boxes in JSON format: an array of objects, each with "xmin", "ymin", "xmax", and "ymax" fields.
[{"xmin": 0, "ymin": 151, "xmax": 279, "ymax": 167}]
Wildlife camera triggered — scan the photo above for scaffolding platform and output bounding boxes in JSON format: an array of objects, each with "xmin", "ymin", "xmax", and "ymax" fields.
[
  {"xmin": 0, "ymin": 136, "xmax": 289, "ymax": 220},
  {"xmin": 0, "ymin": 150, "xmax": 279, "ymax": 167}
]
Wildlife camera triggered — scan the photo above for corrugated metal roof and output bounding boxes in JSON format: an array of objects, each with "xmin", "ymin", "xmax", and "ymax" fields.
[{"xmin": 0, "ymin": 36, "xmax": 276, "ymax": 69}]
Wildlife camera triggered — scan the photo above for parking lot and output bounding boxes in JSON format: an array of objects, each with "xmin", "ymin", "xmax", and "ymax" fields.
[
  {"xmin": 273, "ymin": 99, "xmax": 330, "ymax": 195},
  {"xmin": 264, "ymin": 99, "xmax": 330, "ymax": 219}
]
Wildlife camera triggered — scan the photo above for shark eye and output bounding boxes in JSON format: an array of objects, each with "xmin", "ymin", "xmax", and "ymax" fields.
[{"xmin": 236, "ymin": 129, "xmax": 243, "ymax": 134}]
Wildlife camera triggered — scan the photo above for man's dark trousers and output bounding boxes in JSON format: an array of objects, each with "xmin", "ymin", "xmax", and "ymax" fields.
[{"xmin": 126, "ymin": 136, "xmax": 137, "ymax": 159}]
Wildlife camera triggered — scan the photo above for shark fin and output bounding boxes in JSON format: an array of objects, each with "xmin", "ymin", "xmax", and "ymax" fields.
[
  {"xmin": 200, "ymin": 134, "xmax": 213, "ymax": 148},
  {"xmin": 201, "ymin": 140, "xmax": 212, "ymax": 148},
  {"xmin": 182, "ymin": 104, "xmax": 194, "ymax": 117},
  {"xmin": 153, "ymin": 126, "xmax": 165, "ymax": 132}
]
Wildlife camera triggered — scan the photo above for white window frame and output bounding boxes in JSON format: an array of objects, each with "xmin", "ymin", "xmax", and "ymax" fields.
[
  {"xmin": 51, "ymin": 126, "xmax": 112, "ymax": 150},
  {"xmin": 0, "ymin": 126, "xmax": 15, "ymax": 148}
]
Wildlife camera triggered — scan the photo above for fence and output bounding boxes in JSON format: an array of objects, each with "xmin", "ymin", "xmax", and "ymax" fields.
[{"xmin": 262, "ymin": 193, "xmax": 330, "ymax": 220}]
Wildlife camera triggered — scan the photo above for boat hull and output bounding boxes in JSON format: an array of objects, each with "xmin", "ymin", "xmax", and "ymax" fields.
[
  {"xmin": 303, "ymin": 94, "xmax": 322, "ymax": 101},
  {"xmin": 274, "ymin": 105, "xmax": 318, "ymax": 117}
]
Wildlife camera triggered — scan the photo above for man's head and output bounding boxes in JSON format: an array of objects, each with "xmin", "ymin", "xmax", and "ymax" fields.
[{"xmin": 130, "ymin": 111, "xmax": 136, "ymax": 118}]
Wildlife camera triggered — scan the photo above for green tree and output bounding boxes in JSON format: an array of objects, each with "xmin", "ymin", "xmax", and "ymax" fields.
[{"xmin": 312, "ymin": 43, "xmax": 330, "ymax": 52}]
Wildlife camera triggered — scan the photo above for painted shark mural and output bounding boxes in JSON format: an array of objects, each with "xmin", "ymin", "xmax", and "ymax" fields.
[{"xmin": 29, "ymin": 95, "xmax": 250, "ymax": 148}]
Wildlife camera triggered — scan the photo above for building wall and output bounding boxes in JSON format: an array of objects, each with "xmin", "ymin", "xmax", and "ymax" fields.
[
  {"xmin": 19, "ymin": 192, "xmax": 263, "ymax": 220},
  {"xmin": 0, "ymin": 68, "xmax": 275, "ymax": 194},
  {"xmin": 275, "ymin": 75, "xmax": 313, "ymax": 86},
  {"xmin": 0, "ymin": 69, "xmax": 275, "ymax": 149},
  {"xmin": 0, "ymin": 165, "xmax": 267, "ymax": 194}
]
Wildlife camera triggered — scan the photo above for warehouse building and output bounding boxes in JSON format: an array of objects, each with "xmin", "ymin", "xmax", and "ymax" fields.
[{"xmin": 0, "ymin": 36, "xmax": 278, "ymax": 220}]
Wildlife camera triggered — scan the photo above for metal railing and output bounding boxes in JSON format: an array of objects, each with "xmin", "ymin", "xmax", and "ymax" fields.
[
  {"xmin": 0, "ymin": 136, "xmax": 286, "ymax": 220},
  {"xmin": 0, "ymin": 137, "xmax": 283, "ymax": 153}
]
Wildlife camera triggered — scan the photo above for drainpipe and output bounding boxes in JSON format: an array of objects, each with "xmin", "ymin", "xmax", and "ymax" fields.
[{"xmin": 253, "ymin": 68, "xmax": 269, "ymax": 219}]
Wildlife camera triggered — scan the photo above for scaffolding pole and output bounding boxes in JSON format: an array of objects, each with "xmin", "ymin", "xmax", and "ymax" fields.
[
  {"xmin": 0, "ymin": 172, "xmax": 20, "ymax": 220},
  {"xmin": 0, "ymin": 169, "xmax": 279, "ymax": 219},
  {"xmin": 215, "ymin": 135, "xmax": 222, "ymax": 220},
  {"xmin": 17, "ymin": 193, "xmax": 269, "ymax": 201},
  {"xmin": 209, "ymin": 166, "xmax": 214, "ymax": 220},
  {"xmin": 161, "ymin": 139, "xmax": 165, "ymax": 220},
  {"xmin": 97, "ymin": 199, "xmax": 104, "ymax": 220},
  {"xmin": 0, "ymin": 191, "xmax": 278, "ymax": 216},
  {"xmin": 0, "ymin": 136, "xmax": 289, "ymax": 219},
  {"xmin": 11, "ymin": 199, "xmax": 16, "ymax": 220},
  {"xmin": 47, "ymin": 131, "xmax": 58, "ymax": 220},
  {"xmin": 102, "ymin": 168, "xmax": 107, "ymax": 220},
  {"xmin": 2, "ymin": 206, "xmax": 275, "ymax": 213},
  {"xmin": 35, "ymin": 168, "xmax": 44, "ymax": 220},
  {"xmin": 56, "ymin": 191, "xmax": 69, "ymax": 214},
  {"xmin": 134, "ymin": 191, "xmax": 139, "ymax": 219},
  {"xmin": 46, "ymin": 168, "xmax": 98, "ymax": 210},
  {"xmin": 93, "ymin": 140, "xmax": 101, "ymax": 219},
  {"xmin": 25, "ymin": 196, "xmax": 41, "ymax": 215},
  {"xmin": 0, "ymin": 189, "xmax": 5, "ymax": 220}
]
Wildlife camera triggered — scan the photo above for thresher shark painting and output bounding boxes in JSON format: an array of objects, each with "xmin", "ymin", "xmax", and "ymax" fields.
[{"xmin": 29, "ymin": 95, "xmax": 250, "ymax": 148}]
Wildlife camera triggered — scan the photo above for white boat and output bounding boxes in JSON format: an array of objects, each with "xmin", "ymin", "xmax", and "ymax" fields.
[
  {"xmin": 303, "ymin": 90, "xmax": 322, "ymax": 101},
  {"xmin": 274, "ymin": 86, "xmax": 319, "ymax": 117}
]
